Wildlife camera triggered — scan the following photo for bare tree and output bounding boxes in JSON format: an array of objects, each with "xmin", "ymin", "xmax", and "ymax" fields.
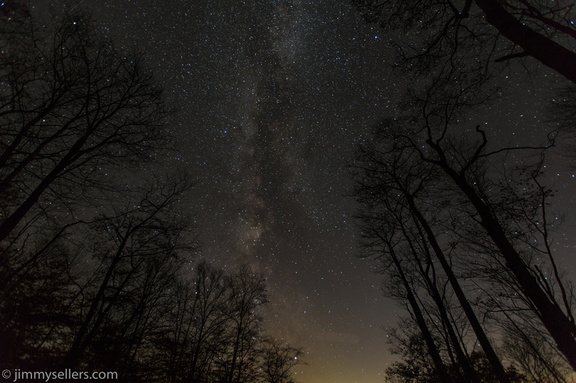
[
  {"xmin": 0, "ymin": 239, "xmax": 78, "ymax": 369},
  {"xmin": 0, "ymin": 8, "xmax": 169, "ymax": 245},
  {"xmin": 63, "ymin": 176, "xmax": 193, "ymax": 369},
  {"xmin": 353, "ymin": 0, "xmax": 576, "ymax": 84},
  {"xmin": 352, "ymin": 133, "xmax": 514, "ymax": 383},
  {"xmin": 352, "ymin": 67, "xmax": 576, "ymax": 374},
  {"xmin": 154, "ymin": 260, "xmax": 231, "ymax": 383},
  {"xmin": 216, "ymin": 266, "xmax": 268, "ymax": 383},
  {"xmin": 260, "ymin": 338, "xmax": 304, "ymax": 383},
  {"xmin": 152, "ymin": 262, "xmax": 302, "ymax": 383}
]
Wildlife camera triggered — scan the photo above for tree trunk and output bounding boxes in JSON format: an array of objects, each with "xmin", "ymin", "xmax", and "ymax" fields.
[
  {"xmin": 475, "ymin": 0, "xmax": 576, "ymax": 84},
  {"xmin": 406, "ymin": 194, "xmax": 512, "ymax": 383},
  {"xmin": 388, "ymin": 246, "xmax": 452, "ymax": 382},
  {"xmin": 404, "ymin": 226, "xmax": 481, "ymax": 383},
  {"xmin": 443, "ymin": 167, "xmax": 576, "ymax": 370}
]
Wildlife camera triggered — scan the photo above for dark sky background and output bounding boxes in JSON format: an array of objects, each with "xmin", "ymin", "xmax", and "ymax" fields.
[{"xmin": 36, "ymin": 1, "xmax": 576, "ymax": 382}]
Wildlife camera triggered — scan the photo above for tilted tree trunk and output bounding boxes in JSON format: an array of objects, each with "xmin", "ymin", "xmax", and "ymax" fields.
[
  {"xmin": 438, "ymin": 163, "xmax": 576, "ymax": 370},
  {"xmin": 474, "ymin": 0, "xmax": 576, "ymax": 84},
  {"xmin": 402, "ymin": 222, "xmax": 481, "ymax": 383},
  {"xmin": 387, "ymin": 244, "xmax": 452, "ymax": 382},
  {"xmin": 405, "ymin": 193, "xmax": 512, "ymax": 383}
]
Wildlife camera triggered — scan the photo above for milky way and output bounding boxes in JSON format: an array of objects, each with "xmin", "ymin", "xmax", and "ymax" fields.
[
  {"xmin": 34, "ymin": 0, "xmax": 576, "ymax": 381},
  {"xmin": 232, "ymin": 0, "xmax": 306, "ymax": 269}
]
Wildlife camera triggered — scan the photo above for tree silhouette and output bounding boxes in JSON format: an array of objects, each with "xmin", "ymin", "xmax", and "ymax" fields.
[
  {"xmin": 63, "ymin": 176, "xmax": 193, "ymax": 369},
  {"xmin": 216, "ymin": 266, "xmax": 268, "ymax": 383},
  {"xmin": 353, "ymin": 0, "xmax": 576, "ymax": 84},
  {"xmin": 352, "ymin": 131, "xmax": 512, "ymax": 382},
  {"xmin": 260, "ymin": 338, "xmax": 304, "ymax": 383},
  {"xmin": 385, "ymin": 330, "xmax": 526, "ymax": 383},
  {"xmin": 1, "ymin": 6, "xmax": 305, "ymax": 382},
  {"xmin": 0, "ymin": 8, "xmax": 169, "ymax": 246},
  {"xmin": 351, "ymin": 71, "xmax": 576, "ymax": 378}
]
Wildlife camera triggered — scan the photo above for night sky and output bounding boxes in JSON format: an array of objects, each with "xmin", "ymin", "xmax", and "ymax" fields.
[{"xmin": 34, "ymin": 1, "xmax": 576, "ymax": 382}]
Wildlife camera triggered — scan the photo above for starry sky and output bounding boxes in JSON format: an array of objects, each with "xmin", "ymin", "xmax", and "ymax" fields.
[{"xmin": 34, "ymin": 1, "xmax": 576, "ymax": 382}]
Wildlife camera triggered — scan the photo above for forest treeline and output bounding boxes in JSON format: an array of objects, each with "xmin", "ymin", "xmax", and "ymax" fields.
[
  {"xmin": 0, "ymin": 3, "xmax": 302, "ymax": 382},
  {"xmin": 351, "ymin": 0, "xmax": 576, "ymax": 382}
]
